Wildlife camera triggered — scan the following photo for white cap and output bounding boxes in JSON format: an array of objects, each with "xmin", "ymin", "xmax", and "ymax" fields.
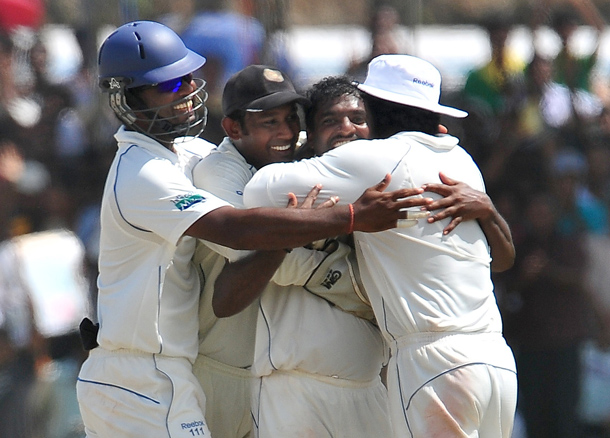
[{"xmin": 357, "ymin": 54, "xmax": 468, "ymax": 118}]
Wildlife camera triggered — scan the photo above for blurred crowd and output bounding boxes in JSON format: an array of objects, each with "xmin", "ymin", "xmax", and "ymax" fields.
[
  {"xmin": 0, "ymin": 19, "xmax": 117, "ymax": 438},
  {"xmin": 2, "ymin": 0, "xmax": 610, "ymax": 437},
  {"xmin": 447, "ymin": 4, "xmax": 610, "ymax": 438}
]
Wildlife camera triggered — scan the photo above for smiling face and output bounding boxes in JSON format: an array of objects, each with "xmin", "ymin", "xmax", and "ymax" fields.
[
  {"xmin": 223, "ymin": 102, "xmax": 301, "ymax": 169},
  {"xmin": 307, "ymin": 94, "xmax": 369, "ymax": 156},
  {"xmin": 133, "ymin": 73, "xmax": 200, "ymax": 141}
]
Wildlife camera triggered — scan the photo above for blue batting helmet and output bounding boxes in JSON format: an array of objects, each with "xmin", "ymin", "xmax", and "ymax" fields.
[
  {"xmin": 97, "ymin": 21, "xmax": 209, "ymax": 143},
  {"xmin": 98, "ymin": 20, "xmax": 206, "ymax": 90}
]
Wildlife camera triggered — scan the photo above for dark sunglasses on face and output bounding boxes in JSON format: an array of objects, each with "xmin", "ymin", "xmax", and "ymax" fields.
[{"xmin": 154, "ymin": 74, "xmax": 194, "ymax": 93}]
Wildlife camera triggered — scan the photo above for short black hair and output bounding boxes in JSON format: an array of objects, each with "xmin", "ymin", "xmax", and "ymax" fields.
[
  {"xmin": 361, "ymin": 92, "xmax": 440, "ymax": 138},
  {"xmin": 305, "ymin": 76, "xmax": 363, "ymax": 130},
  {"xmin": 226, "ymin": 109, "xmax": 247, "ymax": 126}
]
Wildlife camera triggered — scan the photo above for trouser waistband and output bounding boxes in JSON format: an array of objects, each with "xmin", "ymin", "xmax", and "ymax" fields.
[
  {"xmin": 267, "ymin": 368, "xmax": 381, "ymax": 389},
  {"xmin": 391, "ymin": 331, "xmax": 503, "ymax": 352}
]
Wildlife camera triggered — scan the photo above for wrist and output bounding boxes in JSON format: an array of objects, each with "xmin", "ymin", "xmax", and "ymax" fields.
[
  {"xmin": 476, "ymin": 204, "xmax": 496, "ymax": 224},
  {"xmin": 347, "ymin": 203, "xmax": 355, "ymax": 234}
]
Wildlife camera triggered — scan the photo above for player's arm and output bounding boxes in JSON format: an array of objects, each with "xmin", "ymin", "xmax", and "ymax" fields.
[
  {"xmin": 211, "ymin": 187, "xmax": 341, "ymax": 317},
  {"xmin": 421, "ymin": 172, "xmax": 515, "ymax": 272},
  {"xmin": 185, "ymin": 174, "xmax": 432, "ymax": 251},
  {"xmin": 213, "ymin": 249, "xmax": 286, "ymax": 317}
]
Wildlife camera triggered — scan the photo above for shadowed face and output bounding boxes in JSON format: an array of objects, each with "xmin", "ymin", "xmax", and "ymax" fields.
[{"xmin": 136, "ymin": 74, "xmax": 197, "ymax": 124}]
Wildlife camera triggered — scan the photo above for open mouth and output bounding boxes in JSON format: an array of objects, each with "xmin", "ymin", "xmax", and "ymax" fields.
[
  {"xmin": 172, "ymin": 99, "xmax": 195, "ymax": 123},
  {"xmin": 331, "ymin": 135, "xmax": 362, "ymax": 148},
  {"xmin": 271, "ymin": 144, "xmax": 291, "ymax": 151},
  {"xmin": 332, "ymin": 139, "xmax": 352, "ymax": 148},
  {"xmin": 174, "ymin": 99, "xmax": 193, "ymax": 114}
]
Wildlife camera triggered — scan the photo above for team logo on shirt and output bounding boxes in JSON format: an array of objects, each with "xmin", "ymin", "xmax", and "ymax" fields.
[
  {"xmin": 181, "ymin": 420, "xmax": 207, "ymax": 435},
  {"xmin": 173, "ymin": 193, "xmax": 205, "ymax": 211},
  {"xmin": 321, "ymin": 269, "xmax": 342, "ymax": 289}
]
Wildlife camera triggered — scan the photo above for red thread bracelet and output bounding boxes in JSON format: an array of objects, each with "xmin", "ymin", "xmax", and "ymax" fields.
[{"xmin": 347, "ymin": 203, "xmax": 355, "ymax": 234}]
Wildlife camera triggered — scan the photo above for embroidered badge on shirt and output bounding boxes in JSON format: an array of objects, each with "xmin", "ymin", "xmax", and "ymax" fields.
[{"xmin": 173, "ymin": 193, "xmax": 205, "ymax": 211}]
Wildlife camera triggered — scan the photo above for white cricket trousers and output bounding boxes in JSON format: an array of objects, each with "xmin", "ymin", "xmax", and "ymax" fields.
[
  {"xmin": 192, "ymin": 354, "xmax": 254, "ymax": 438},
  {"xmin": 251, "ymin": 369, "xmax": 393, "ymax": 438},
  {"xmin": 387, "ymin": 332, "xmax": 518, "ymax": 438},
  {"xmin": 77, "ymin": 348, "xmax": 211, "ymax": 437}
]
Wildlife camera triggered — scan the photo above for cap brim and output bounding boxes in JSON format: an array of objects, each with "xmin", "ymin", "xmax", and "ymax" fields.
[
  {"xmin": 357, "ymin": 83, "xmax": 467, "ymax": 118},
  {"xmin": 139, "ymin": 49, "xmax": 206, "ymax": 88},
  {"xmin": 246, "ymin": 92, "xmax": 311, "ymax": 112}
]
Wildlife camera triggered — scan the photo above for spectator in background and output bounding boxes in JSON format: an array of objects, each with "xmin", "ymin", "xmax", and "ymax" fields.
[
  {"xmin": 498, "ymin": 143, "xmax": 610, "ymax": 438},
  {"xmin": 584, "ymin": 107, "xmax": 610, "ymax": 209},
  {"xmin": 0, "ymin": 228, "xmax": 90, "ymax": 438},
  {"xmin": 584, "ymin": 137, "xmax": 610, "ymax": 211},
  {"xmin": 29, "ymin": 36, "xmax": 89, "ymax": 184},
  {"xmin": 0, "ymin": 23, "xmax": 105, "ymax": 438},
  {"xmin": 501, "ymin": 187, "xmax": 595, "ymax": 438},
  {"xmin": 0, "ymin": 239, "xmax": 38, "ymax": 438},
  {"xmin": 494, "ymin": 53, "xmax": 599, "ymax": 201},
  {"xmin": 0, "ymin": 138, "xmax": 51, "ymax": 238},
  {"xmin": 345, "ymin": 4, "xmax": 405, "ymax": 83},
  {"xmin": 462, "ymin": 13, "xmax": 525, "ymax": 118},
  {"xmin": 550, "ymin": 0, "xmax": 605, "ymax": 95},
  {"xmin": 0, "ymin": 31, "xmax": 34, "ymax": 163},
  {"xmin": 0, "ymin": 141, "xmax": 24, "ymax": 240},
  {"xmin": 547, "ymin": 0, "xmax": 606, "ymax": 152},
  {"xmin": 0, "ymin": 31, "xmax": 87, "ymax": 239},
  {"xmin": 552, "ymin": 148, "xmax": 608, "ymax": 237},
  {"xmin": 0, "ymin": 329, "xmax": 36, "ymax": 438},
  {"xmin": 460, "ymin": 13, "xmax": 526, "ymax": 191},
  {"xmin": 516, "ymin": 54, "xmax": 572, "ymax": 141}
]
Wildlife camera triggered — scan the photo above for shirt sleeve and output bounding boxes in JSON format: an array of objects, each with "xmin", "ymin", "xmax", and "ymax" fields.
[
  {"xmin": 243, "ymin": 140, "xmax": 394, "ymax": 208},
  {"xmin": 192, "ymin": 151, "xmax": 253, "ymax": 209},
  {"xmin": 115, "ymin": 150, "xmax": 230, "ymax": 246},
  {"xmin": 191, "ymin": 149, "xmax": 254, "ymax": 262}
]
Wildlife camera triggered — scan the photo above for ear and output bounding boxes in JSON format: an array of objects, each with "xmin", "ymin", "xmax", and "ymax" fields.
[{"xmin": 222, "ymin": 117, "xmax": 242, "ymax": 140}]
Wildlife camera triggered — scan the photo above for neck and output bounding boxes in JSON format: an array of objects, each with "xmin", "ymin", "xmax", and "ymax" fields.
[{"xmin": 127, "ymin": 125, "xmax": 177, "ymax": 152}]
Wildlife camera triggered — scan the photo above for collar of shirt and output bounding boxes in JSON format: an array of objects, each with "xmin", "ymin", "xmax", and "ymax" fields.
[{"xmin": 114, "ymin": 126, "xmax": 179, "ymax": 163}]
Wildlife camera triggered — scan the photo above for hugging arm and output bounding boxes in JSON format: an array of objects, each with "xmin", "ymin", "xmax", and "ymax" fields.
[
  {"xmin": 211, "ymin": 188, "xmax": 327, "ymax": 318},
  {"xmin": 422, "ymin": 172, "xmax": 515, "ymax": 272},
  {"xmin": 186, "ymin": 174, "xmax": 432, "ymax": 251}
]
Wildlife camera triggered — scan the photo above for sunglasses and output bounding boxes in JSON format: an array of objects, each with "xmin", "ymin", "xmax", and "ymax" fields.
[{"xmin": 154, "ymin": 74, "xmax": 194, "ymax": 93}]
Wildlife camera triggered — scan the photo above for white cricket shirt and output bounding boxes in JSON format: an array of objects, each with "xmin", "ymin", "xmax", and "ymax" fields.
[{"xmin": 95, "ymin": 127, "xmax": 229, "ymax": 363}]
